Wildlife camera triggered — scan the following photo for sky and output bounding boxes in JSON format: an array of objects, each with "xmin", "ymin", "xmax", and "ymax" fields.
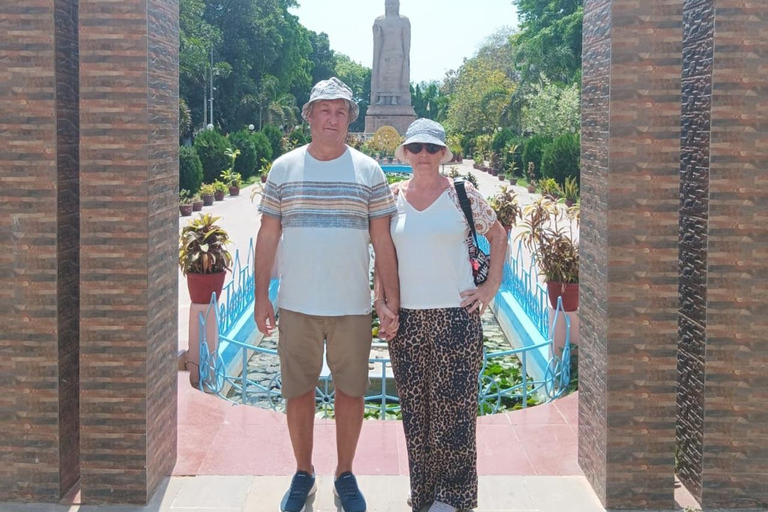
[{"xmin": 289, "ymin": 0, "xmax": 519, "ymax": 84}]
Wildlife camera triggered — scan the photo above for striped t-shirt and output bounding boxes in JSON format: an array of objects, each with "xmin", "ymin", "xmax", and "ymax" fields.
[{"xmin": 258, "ymin": 145, "xmax": 396, "ymax": 316}]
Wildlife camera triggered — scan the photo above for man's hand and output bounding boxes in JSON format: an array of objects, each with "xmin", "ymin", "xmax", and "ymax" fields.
[
  {"xmin": 375, "ymin": 301, "xmax": 399, "ymax": 340},
  {"xmin": 254, "ymin": 298, "xmax": 276, "ymax": 336}
]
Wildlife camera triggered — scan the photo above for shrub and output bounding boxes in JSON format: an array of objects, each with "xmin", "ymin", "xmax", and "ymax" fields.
[
  {"xmin": 229, "ymin": 130, "xmax": 273, "ymax": 180},
  {"xmin": 491, "ymin": 128, "xmax": 516, "ymax": 156},
  {"xmin": 194, "ymin": 129, "xmax": 231, "ymax": 184},
  {"xmin": 179, "ymin": 145, "xmax": 203, "ymax": 194},
  {"xmin": 521, "ymin": 135, "xmax": 552, "ymax": 181},
  {"xmin": 506, "ymin": 136, "xmax": 524, "ymax": 176},
  {"xmin": 261, "ymin": 125, "xmax": 283, "ymax": 159},
  {"xmin": 228, "ymin": 130, "xmax": 258, "ymax": 180},
  {"xmin": 541, "ymin": 133, "xmax": 580, "ymax": 186}
]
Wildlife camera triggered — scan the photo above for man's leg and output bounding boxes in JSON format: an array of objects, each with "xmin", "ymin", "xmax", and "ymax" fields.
[
  {"xmin": 334, "ymin": 388, "xmax": 364, "ymax": 476},
  {"xmin": 278, "ymin": 309, "xmax": 325, "ymax": 473},
  {"xmin": 286, "ymin": 389, "xmax": 316, "ymax": 473}
]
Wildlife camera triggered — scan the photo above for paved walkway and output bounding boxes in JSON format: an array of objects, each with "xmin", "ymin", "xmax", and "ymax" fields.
[{"xmin": 2, "ymin": 161, "xmax": 699, "ymax": 512}]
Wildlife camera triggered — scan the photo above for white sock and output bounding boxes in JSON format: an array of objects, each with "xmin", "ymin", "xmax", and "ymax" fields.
[{"xmin": 428, "ymin": 500, "xmax": 457, "ymax": 512}]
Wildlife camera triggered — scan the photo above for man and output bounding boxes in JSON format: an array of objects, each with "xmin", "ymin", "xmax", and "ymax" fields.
[{"xmin": 254, "ymin": 77, "xmax": 399, "ymax": 512}]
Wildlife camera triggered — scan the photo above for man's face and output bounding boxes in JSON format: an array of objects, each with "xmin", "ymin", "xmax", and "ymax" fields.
[{"xmin": 307, "ymin": 99, "xmax": 350, "ymax": 146}]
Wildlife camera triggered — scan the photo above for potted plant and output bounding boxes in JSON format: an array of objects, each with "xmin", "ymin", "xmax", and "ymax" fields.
[
  {"xmin": 526, "ymin": 162, "xmax": 537, "ymax": 193},
  {"xmin": 540, "ymin": 178, "xmax": 562, "ymax": 200},
  {"xmin": 221, "ymin": 169, "xmax": 242, "ymax": 196},
  {"xmin": 178, "ymin": 213, "xmax": 233, "ymax": 304},
  {"xmin": 259, "ymin": 158, "xmax": 272, "ymax": 184},
  {"xmin": 563, "ymin": 176, "xmax": 579, "ymax": 207},
  {"xmin": 213, "ymin": 180, "xmax": 227, "ymax": 201},
  {"xmin": 179, "ymin": 190, "xmax": 193, "ymax": 216},
  {"xmin": 489, "ymin": 186, "xmax": 523, "ymax": 236},
  {"xmin": 200, "ymin": 183, "xmax": 215, "ymax": 206},
  {"xmin": 516, "ymin": 197, "xmax": 579, "ymax": 311},
  {"xmin": 191, "ymin": 193, "xmax": 204, "ymax": 212},
  {"xmin": 221, "ymin": 148, "xmax": 242, "ymax": 196}
]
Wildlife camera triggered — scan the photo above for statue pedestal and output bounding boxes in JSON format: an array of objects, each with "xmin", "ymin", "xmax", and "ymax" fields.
[{"xmin": 365, "ymin": 105, "xmax": 416, "ymax": 135}]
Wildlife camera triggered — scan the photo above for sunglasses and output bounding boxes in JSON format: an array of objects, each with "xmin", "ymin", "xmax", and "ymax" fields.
[{"xmin": 404, "ymin": 143, "xmax": 443, "ymax": 155}]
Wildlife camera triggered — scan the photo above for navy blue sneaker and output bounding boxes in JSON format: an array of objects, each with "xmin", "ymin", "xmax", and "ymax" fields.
[
  {"xmin": 280, "ymin": 470, "xmax": 316, "ymax": 512},
  {"xmin": 333, "ymin": 472, "xmax": 367, "ymax": 512}
]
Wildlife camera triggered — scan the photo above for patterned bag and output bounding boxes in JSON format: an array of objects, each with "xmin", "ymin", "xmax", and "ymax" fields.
[{"xmin": 454, "ymin": 178, "xmax": 490, "ymax": 285}]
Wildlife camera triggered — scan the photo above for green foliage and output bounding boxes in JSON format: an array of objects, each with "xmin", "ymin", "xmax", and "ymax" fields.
[
  {"xmin": 506, "ymin": 138, "xmax": 525, "ymax": 177},
  {"xmin": 260, "ymin": 125, "xmax": 283, "ymax": 159},
  {"xmin": 179, "ymin": 145, "xmax": 203, "ymax": 194},
  {"xmin": 446, "ymin": 166, "xmax": 479, "ymax": 188},
  {"xmin": 491, "ymin": 128, "xmax": 516, "ymax": 155},
  {"xmin": 213, "ymin": 180, "xmax": 228, "ymax": 194},
  {"xmin": 194, "ymin": 129, "xmax": 231, "ymax": 184},
  {"xmin": 511, "ymin": 0, "xmax": 583, "ymax": 86},
  {"xmin": 489, "ymin": 185, "xmax": 523, "ymax": 228},
  {"xmin": 517, "ymin": 197, "xmax": 580, "ymax": 284},
  {"xmin": 521, "ymin": 135, "xmax": 552, "ymax": 181},
  {"xmin": 563, "ymin": 175, "xmax": 579, "ymax": 202},
  {"xmin": 411, "ymin": 81, "xmax": 449, "ymax": 122},
  {"xmin": 334, "ymin": 54, "xmax": 372, "ymax": 132},
  {"xmin": 522, "ymin": 81, "xmax": 581, "ymax": 138},
  {"xmin": 200, "ymin": 183, "xmax": 215, "ymax": 196},
  {"xmin": 541, "ymin": 133, "xmax": 580, "ymax": 185},
  {"xmin": 220, "ymin": 169, "xmax": 242, "ymax": 188},
  {"xmin": 229, "ymin": 129, "xmax": 273, "ymax": 179},
  {"xmin": 178, "ymin": 213, "xmax": 232, "ymax": 275}
]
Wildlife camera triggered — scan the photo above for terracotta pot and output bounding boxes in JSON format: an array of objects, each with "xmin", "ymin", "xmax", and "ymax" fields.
[
  {"xmin": 498, "ymin": 174, "xmax": 505, "ymax": 181},
  {"xmin": 202, "ymin": 194, "xmax": 214, "ymax": 206},
  {"xmin": 187, "ymin": 271, "xmax": 227, "ymax": 304},
  {"xmin": 527, "ymin": 184, "xmax": 537, "ymax": 194},
  {"xmin": 260, "ymin": 175, "xmax": 267, "ymax": 183},
  {"xmin": 565, "ymin": 199, "xmax": 575, "ymax": 207},
  {"xmin": 546, "ymin": 281, "xmax": 579, "ymax": 311},
  {"xmin": 192, "ymin": 200, "xmax": 204, "ymax": 212},
  {"xmin": 229, "ymin": 186, "xmax": 240, "ymax": 196},
  {"xmin": 214, "ymin": 191, "xmax": 225, "ymax": 201},
  {"xmin": 179, "ymin": 204, "xmax": 193, "ymax": 216}
]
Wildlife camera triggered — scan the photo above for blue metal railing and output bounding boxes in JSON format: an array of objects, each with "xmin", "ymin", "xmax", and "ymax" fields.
[{"xmin": 196, "ymin": 236, "xmax": 572, "ymax": 418}]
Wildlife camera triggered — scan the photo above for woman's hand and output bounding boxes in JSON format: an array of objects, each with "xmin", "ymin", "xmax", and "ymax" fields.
[
  {"xmin": 375, "ymin": 301, "xmax": 400, "ymax": 340},
  {"xmin": 460, "ymin": 281, "xmax": 499, "ymax": 316}
]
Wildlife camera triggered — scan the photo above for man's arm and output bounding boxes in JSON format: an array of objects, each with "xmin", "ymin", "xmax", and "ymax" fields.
[
  {"xmin": 369, "ymin": 216, "xmax": 399, "ymax": 313},
  {"xmin": 254, "ymin": 215, "xmax": 282, "ymax": 335}
]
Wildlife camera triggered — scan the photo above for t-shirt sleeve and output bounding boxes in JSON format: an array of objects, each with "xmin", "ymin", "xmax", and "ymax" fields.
[
  {"xmin": 465, "ymin": 182, "xmax": 497, "ymax": 235},
  {"xmin": 368, "ymin": 166, "xmax": 397, "ymax": 219},
  {"xmin": 257, "ymin": 174, "xmax": 281, "ymax": 219}
]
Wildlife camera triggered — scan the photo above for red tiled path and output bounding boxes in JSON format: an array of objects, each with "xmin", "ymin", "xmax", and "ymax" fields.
[{"xmin": 176, "ymin": 374, "xmax": 581, "ymax": 477}]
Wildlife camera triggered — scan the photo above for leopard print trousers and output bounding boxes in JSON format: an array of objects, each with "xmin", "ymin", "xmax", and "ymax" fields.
[{"xmin": 388, "ymin": 307, "xmax": 484, "ymax": 512}]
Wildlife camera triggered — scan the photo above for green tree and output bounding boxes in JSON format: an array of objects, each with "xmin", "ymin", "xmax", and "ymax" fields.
[
  {"xmin": 261, "ymin": 125, "xmax": 284, "ymax": 159},
  {"xmin": 308, "ymin": 31, "xmax": 337, "ymax": 90},
  {"xmin": 411, "ymin": 81, "xmax": 447, "ymax": 121},
  {"xmin": 179, "ymin": 145, "xmax": 204, "ymax": 194},
  {"xmin": 335, "ymin": 54, "xmax": 372, "ymax": 132},
  {"xmin": 194, "ymin": 129, "xmax": 231, "ymax": 184},
  {"xmin": 541, "ymin": 133, "xmax": 580, "ymax": 185},
  {"xmin": 521, "ymin": 135, "xmax": 552, "ymax": 180},
  {"xmin": 521, "ymin": 81, "xmax": 580, "ymax": 138}
]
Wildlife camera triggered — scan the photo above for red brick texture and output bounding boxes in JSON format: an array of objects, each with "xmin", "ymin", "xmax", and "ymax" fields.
[
  {"xmin": 580, "ymin": 0, "xmax": 683, "ymax": 509},
  {"xmin": 78, "ymin": 0, "xmax": 179, "ymax": 504}
]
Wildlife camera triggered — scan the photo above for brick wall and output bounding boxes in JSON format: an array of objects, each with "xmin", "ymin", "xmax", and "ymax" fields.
[
  {"xmin": 0, "ymin": 0, "xmax": 80, "ymax": 502},
  {"xmin": 78, "ymin": 0, "xmax": 179, "ymax": 504},
  {"xmin": 700, "ymin": 1, "xmax": 768, "ymax": 507},
  {"xmin": 676, "ymin": 0, "xmax": 713, "ymax": 501},
  {"xmin": 579, "ymin": 0, "xmax": 683, "ymax": 508}
]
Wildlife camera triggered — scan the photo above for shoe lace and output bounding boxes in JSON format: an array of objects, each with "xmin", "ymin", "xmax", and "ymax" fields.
[
  {"xmin": 336, "ymin": 475, "xmax": 360, "ymax": 500},
  {"xmin": 289, "ymin": 474, "xmax": 311, "ymax": 499}
]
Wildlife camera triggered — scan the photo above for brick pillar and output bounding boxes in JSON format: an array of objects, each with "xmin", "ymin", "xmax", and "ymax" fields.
[
  {"xmin": 676, "ymin": 0, "xmax": 713, "ymax": 502},
  {"xmin": 696, "ymin": 2, "xmax": 768, "ymax": 508},
  {"xmin": 579, "ymin": 0, "xmax": 683, "ymax": 508},
  {"xmin": 0, "ymin": 0, "xmax": 81, "ymax": 502},
  {"xmin": 78, "ymin": 0, "xmax": 179, "ymax": 504}
]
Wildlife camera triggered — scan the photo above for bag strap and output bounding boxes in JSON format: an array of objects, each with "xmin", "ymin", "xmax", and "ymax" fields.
[{"xmin": 453, "ymin": 178, "xmax": 479, "ymax": 246}]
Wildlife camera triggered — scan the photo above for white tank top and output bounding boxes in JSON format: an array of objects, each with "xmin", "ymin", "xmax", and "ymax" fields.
[{"xmin": 390, "ymin": 188, "xmax": 477, "ymax": 309}]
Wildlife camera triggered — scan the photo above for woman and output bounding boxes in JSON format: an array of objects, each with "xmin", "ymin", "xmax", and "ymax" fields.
[{"xmin": 374, "ymin": 118, "xmax": 506, "ymax": 512}]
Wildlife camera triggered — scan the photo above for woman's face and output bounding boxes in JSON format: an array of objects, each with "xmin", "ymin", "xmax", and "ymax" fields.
[{"xmin": 404, "ymin": 142, "xmax": 445, "ymax": 171}]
